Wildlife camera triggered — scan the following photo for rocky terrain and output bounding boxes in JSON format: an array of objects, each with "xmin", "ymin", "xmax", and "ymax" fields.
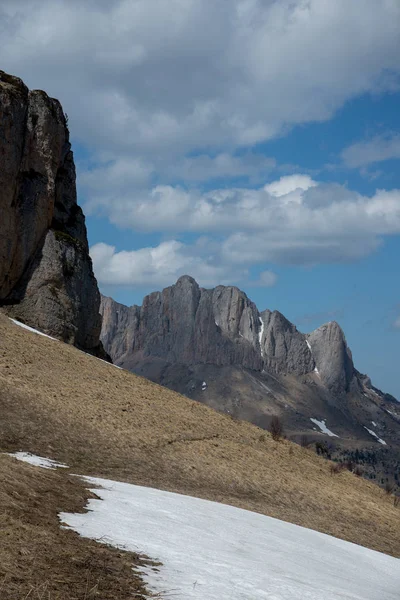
[
  {"xmin": 0, "ymin": 70, "xmax": 103, "ymax": 355},
  {"xmin": 100, "ymin": 276, "xmax": 400, "ymax": 487}
]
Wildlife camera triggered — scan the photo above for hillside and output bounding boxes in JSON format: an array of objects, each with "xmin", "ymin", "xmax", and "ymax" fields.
[
  {"xmin": 100, "ymin": 276, "xmax": 400, "ymax": 489},
  {"xmin": 1, "ymin": 313, "xmax": 399, "ymax": 561}
]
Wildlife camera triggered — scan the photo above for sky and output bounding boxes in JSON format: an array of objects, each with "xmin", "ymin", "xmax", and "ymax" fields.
[{"xmin": 1, "ymin": 0, "xmax": 399, "ymax": 397}]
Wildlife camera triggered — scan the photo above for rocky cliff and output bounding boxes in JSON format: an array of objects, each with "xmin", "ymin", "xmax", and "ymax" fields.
[
  {"xmin": 100, "ymin": 275, "xmax": 357, "ymax": 394},
  {"xmin": 100, "ymin": 276, "xmax": 399, "ymax": 484},
  {"xmin": 0, "ymin": 71, "xmax": 102, "ymax": 353}
]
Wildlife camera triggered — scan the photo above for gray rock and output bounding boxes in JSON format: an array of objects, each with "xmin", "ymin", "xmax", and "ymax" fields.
[
  {"xmin": 307, "ymin": 321, "xmax": 355, "ymax": 394},
  {"xmin": 260, "ymin": 310, "xmax": 314, "ymax": 375},
  {"xmin": 0, "ymin": 70, "xmax": 103, "ymax": 354}
]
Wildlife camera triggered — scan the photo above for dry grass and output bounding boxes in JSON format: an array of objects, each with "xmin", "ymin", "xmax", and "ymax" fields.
[
  {"xmin": 0, "ymin": 311, "xmax": 399, "ymax": 594},
  {"xmin": 0, "ymin": 454, "xmax": 152, "ymax": 599}
]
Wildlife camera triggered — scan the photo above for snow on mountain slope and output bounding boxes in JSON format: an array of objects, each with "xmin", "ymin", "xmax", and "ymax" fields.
[{"xmin": 60, "ymin": 477, "xmax": 400, "ymax": 600}]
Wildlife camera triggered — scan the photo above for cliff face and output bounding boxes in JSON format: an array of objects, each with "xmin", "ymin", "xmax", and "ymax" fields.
[
  {"xmin": 0, "ymin": 71, "xmax": 102, "ymax": 353},
  {"xmin": 100, "ymin": 275, "xmax": 360, "ymax": 394}
]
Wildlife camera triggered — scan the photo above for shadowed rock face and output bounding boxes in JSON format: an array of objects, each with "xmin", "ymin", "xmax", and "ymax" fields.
[
  {"xmin": 307, "ymin": 321, "xmax": 355, "ymax": 395},
  {"xmin": 101, "ymin": 276, "xmax": 264, "ymax": 370},
  {"xmin": 100, "ymin": 275, "xmax": 359, "ymax": 394},
  {"xmin": 0, "ymin": 71, "xmax": 102, "ymax": 353}
]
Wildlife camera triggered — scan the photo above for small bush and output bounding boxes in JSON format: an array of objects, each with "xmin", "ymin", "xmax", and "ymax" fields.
[
  {"xmin": 394, "ymin": 495, "xmax": 399, "ymax": 508},
  {"xmin": 315, "ymin": 441, "xmax": 330, "ymax": 458},
  {"xmin": 300, "ymin": 434, "xmax": 311, "ymax": 448},
  {"xmin": 353, "ymin": 466, "xmax": 363, "ymax": 477},
  {"xmin": 330, "ymin": 462, "xmax": 345, "ymax": 475},
  {"xmin": 385, "ymin": 481, "xmax": 395, "ymax": 495},
  {"xmin": 269, "ymin": 416, "xmax": 284, "ymax": 441}
]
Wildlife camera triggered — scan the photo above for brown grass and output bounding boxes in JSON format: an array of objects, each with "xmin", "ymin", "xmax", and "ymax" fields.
[
  {"xmin": 0, "ymin": 454, "xmax": 152, "ymax": 599},
  {"xmin": 0, "ymin": 311, "xmax": 399, "ymax": 593}
]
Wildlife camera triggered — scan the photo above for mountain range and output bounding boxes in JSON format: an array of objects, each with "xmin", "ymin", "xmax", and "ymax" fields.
[
  {"xmin": 0, "ymin": 68, "xmax": 398, "ymax": 488},
  {"xmin": 100, "ymin": 276, "xmax": 400, "ymax": 485}
]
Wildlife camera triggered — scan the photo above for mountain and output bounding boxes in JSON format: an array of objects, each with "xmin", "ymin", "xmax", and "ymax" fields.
[
  {"xmin": 100, "ymin": 275, "xmax": 400, "ymax": 486},
  {"xmin": 0, "ymin": 70, "xmax": 103, "ymax": 355},
  {"xmin": 1, "ymin": 312, "xmax": 399, "ymax": 561}
]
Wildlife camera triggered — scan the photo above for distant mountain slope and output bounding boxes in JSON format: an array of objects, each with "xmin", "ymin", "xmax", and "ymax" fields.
[
  {"xmin": 100, "ymin": 276, "xmax": 400, "ymax": 485},
  {"xmin": 0, "ymin": 312, "xmax": 399, "ymax": 557},
  {"xmin": 0, "ymin": 70, "xmax": 103, "ymax": 355}
]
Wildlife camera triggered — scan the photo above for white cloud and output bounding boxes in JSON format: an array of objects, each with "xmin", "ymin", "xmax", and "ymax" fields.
[
  {"xmin": 1, "ymin": 0, "xmax": 399, "ymax": 159},
  {"xmin": 90, "ymin": 240, "xmax": 254, "ymax": 288},
  {"xmin": 84, "ymin": 172, "xmax": 400, "ymax": 264},
  {"xmin": 2, "ymin": 1, "xmax": 400, "ymax": 288},
  {"xmin": 341, "ymin": 133, "xmax": 400, "ymax": 168},
  {"xmin": 264, "ymin": 175, "xmax": 317, "ymax": 197},
  {"xmin": 255, "ymin": 270, "xmax": 278, "ymax": 287},
  {"xmin": 89, "ymin": 173, "xmax": 400, "ymax": 287}
]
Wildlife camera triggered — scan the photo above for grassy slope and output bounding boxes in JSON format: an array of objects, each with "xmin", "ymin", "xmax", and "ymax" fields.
[
  {"xmin": 0, "ymin": 312, "xmax": 399, "ymax": 592},
  {"xmin": 0, "ymin": 454, "xmax": 151, "ymax": 599}
]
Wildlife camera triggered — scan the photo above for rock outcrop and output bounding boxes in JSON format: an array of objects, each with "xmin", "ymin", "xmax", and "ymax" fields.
[
  {"xmin": 0, "ymin": 70, "xmax": 103, "ymax": 353},
  {"xmin": 100, "ymin": 276, "xmax": 399, "ymax": 484},
  {"xmin": 100, "ymin": 275, "xmax": 358, "ymax": 392},
  {"xmin": 307, "ymin": 321, "xmax": 355, "ymax": 394},
  {"xmin": 100, "ymin": 276, "xmax": 263, "ymax": 370}
]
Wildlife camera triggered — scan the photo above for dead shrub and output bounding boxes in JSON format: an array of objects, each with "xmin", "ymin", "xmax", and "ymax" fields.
[
  {"xmin": 300, "ymin": 434, "xmax": 311, "ymax": 448},
  {"xmin": 385, "ymin": 481, "xmax": 395, "ymax": 495},
  {"xmin": 394, "ymin": 496, "xmax": 400, "ymax": 508},
  {"xmin": 269, "ymin": 416, "xmax": 284, "ymax": 441},
  {"xmin": 330, "ymin": 462, "xmax": 345, "ymax": 475}
]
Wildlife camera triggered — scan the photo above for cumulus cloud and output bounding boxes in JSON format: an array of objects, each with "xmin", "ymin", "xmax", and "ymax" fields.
[
  {"xmin": 89, "ymin": 172, "xmax": 400, "ymax": 287},
  {"xmin": 255, "ymin": 270, "xmax": 278, "ymax": 287},
  {"xmin": 84, "ymin": 172, "xmax": 400, "ymax": 264},
  {"xmin": 1, "ymin": 0, "xmax": 399, "ymax": 159},
  {"xmin": 341, "ymin": 133, "xmax": 400, "ymax": 168},
  {"xmin": 90, "ymin": 240, "xmax": 257, "ymax": 288},
  {"xmin": 2, "ymin": 1, "xmax": 400, "ymax": 289}
]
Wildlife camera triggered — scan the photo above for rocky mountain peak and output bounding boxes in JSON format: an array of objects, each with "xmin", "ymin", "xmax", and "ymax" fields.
[
  {"xmin": 100, "ymin": 277, "xmax": 362, "ymax": 394},
  {"xmin": 0, "ymin": 70, "xmax": 103, "ymax": 354},
  {"xmin": 307, "ymin": 321, "xmax": 354, "ymax": 394}
]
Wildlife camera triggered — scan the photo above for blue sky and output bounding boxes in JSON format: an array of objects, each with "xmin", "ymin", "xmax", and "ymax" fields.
[{"xmin": 1, "ymin": 0, "xmax": 399, "ymax": 397}]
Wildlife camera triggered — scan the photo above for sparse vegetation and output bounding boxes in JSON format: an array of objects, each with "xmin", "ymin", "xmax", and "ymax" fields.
[
  {"xmin": 1, "ymin": 311, "xmax": 400, "ymax": 571},
  {"xmin": 269, "ymin": 416, "xmax": 284, "ymax": 441},
  {"xmin": 385, "ymin": 481, "xmax": 395, "ymax": 495},
  {"xmin": 300, "ymin": 434, "xmax": 311, "ymax": 448}
]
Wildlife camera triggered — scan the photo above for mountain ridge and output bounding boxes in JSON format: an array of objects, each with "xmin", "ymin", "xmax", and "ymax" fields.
[{"xmin": 100, "ymin": 275, "xmax": 399, "ymax": 487}]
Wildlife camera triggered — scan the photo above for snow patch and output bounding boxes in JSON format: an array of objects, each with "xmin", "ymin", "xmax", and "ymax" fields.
[
  {"xmin": 10, "ymin": 318, "xmax": 122, "ymax": 370},
  {"xmin": 364, "ymin": 427, "xmax": 387, "ymax": 446},
  {"xmin": 60, "ymin": 476, "xmax": 400, "ymax": 600},
  {"xmin": 7, "ymin": 452, "xmax": 69, "ymax": 470},
  {"xmin": 202, "ymin": 381, "xmax": 207, "ymax": 391},
  {"xmin": 258, "ymin": 316, "xmax": 264, "ymax": 357},
  {"xmin": 310, "ymin": 418, "xmax": 339, "ymax": 437},
  {"xmin": 10, "ymin": 318, "xmax": 58, "ymax": 341},
  {"xmin": 306, "ymin": 339, "xmax": 312, "ymax": 351},
  {"xmin": 371, "ymin": 421, "xmax": 377, "ymax": 427}
]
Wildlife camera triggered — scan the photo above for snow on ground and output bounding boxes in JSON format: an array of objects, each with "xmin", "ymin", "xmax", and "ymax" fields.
[
  {"xmin": 8, "ymin": 452, "xmax": 69, "ymax": 470},
  {"xmin": 310, "ymin": 418, "xmax": 339, "ymax": 437},
  {"xmin": 371, "ymin": 421, "xmax": 377, "ymax": 427},
  {"xmin": 364, "ymin": 427, "xmax": 387, "ymax": 446},
  {"xmin": 60, "ymin": 477, "xmax": 399, "ymax": 600},
  {"xmin": 306, "ymin": 339, "xmax": 312, "ymax": 351},
  {"xmin": 201, "ymin": 381, "xmax": 207, "ymax": 391},
  {"xmin": 10, "ymin": 317, "xmax": 122, "ymax": 370},
  {"xmin": 258, "ymin": 316, "xmax": 264, "ymax": 356},
  {"xmin": 10, "ymin": 318, "xmax": 58, "ymax": 340}
]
